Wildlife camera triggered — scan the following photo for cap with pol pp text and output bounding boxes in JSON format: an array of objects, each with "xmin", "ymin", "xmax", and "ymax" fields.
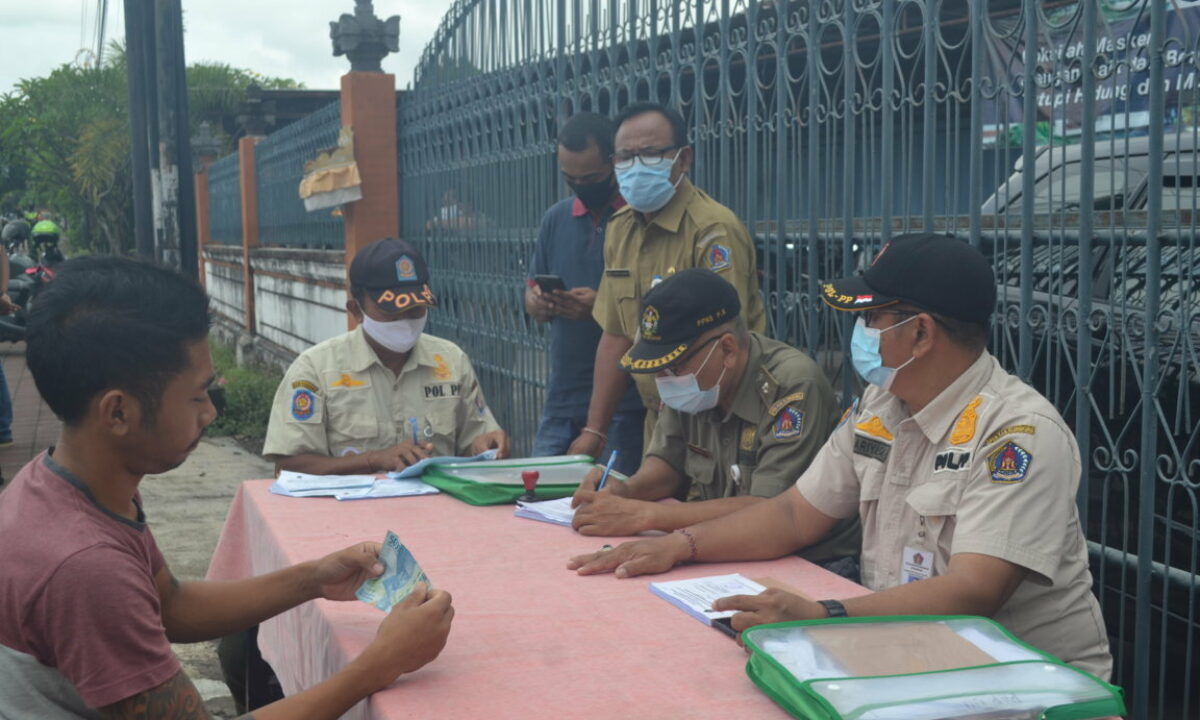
[{"xmin": 349, "ymin": 238, "xmax": 438, "ymax": 311}]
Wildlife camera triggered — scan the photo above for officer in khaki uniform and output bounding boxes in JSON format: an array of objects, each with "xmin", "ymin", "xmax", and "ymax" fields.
[
  {"xmin": 228, "ymin": 239, "xmax": 509, "ymax": 710},
  {"xmin": 568, "ymin": 235, "xmax": 1111, "ymax": 680},
  {"xmin": 567, "ymin": 102, "xmax": 765, "ymax": 462},
  {"xmin": 571, "ymin": 269, "xmax": 860, "ymax": 569},
  {"xmin": 264, "ymin": 238, "xmax": 508, "ymax": 474}
]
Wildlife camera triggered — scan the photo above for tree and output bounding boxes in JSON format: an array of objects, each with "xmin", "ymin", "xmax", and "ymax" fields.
[{"xmin": 0, "ymin": 49, "xmax": 298, "ymax": 254}]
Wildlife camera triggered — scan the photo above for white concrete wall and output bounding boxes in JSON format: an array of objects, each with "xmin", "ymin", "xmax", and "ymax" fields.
[
  {"xmin": 204, "ymin": 247, "xmax": 245, "ymax": 328},
  {"xmin": 250, "ymin": 248, "xmax": 347, "ymax": 358}
]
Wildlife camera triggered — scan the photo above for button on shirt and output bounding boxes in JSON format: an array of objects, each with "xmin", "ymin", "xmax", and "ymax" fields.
[
  {"xmin": 530, "ymin": 195, "xmax": 643, "ymax": 418},
  {"xmin": 645, "ymin": 332, "xmax": 860, "ymax": 564},
  {"xmin": 593, "ymin": 178, "xmax": 767, "ymax": 410},
  {"xmin": 263, "ymin": 328, "xmax": 501, "ymax": 460},
  {"xmin": 795, "ymin": 352, "xmax": 1112, "ymax": 679}
]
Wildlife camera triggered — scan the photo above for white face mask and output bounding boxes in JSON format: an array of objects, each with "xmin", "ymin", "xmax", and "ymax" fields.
[
  {"xmin": 362, "ymin": 314, "xmax": 427, "ymax": 353},
  {"xmin": 654, "ymin": 341, "xmax": 726, "ymax": 414}
]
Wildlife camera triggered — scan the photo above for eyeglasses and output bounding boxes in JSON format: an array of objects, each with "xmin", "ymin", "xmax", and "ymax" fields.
[
  {"xmin": 661, "ymin": 334, "xmax": 722, "ymax": 376},
  {"xmin": 612, "ymin": 146, "xmax": 681, "ymax": 170},
  {"xmin": 862, "ymin": 309, "xmax": 916, "ymax": 327}
]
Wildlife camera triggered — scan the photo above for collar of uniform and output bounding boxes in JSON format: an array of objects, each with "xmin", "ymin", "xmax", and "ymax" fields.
[
  {"xmin": 911, "ymin": 351, "xmax": 995, "ymax": 443},
  {"xmin": 407, "ymin": 333, "xmax": 442, "ymax": 370},
  {"xmin": 645, "ymin": 177, "xmax": 696, "ymax": 233},
  {"xmin": 571, "ymin": 194, "xmax": 627, "ymax": 218},
  {"xmin": 727, "ymin": 332, "xmax": 768, "ymax": 423},
  {"xmin": 346, "ymin": 326, "xmax": 382, "ymax": 373}
]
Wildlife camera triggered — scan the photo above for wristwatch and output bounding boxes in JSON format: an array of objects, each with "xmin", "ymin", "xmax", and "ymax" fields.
[{"xmin": 818, "ymin": 599, "xmax": 848, "ymax": 619}]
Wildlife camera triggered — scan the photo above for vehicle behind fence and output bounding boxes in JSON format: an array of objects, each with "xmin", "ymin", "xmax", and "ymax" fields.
[{"xmin": 398, "ymin": 1, "xmax": 1199, "ymax": 717}]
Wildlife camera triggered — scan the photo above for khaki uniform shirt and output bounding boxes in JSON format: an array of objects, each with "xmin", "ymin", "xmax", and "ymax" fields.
[
  {"xmin": 263, "ymin": 328, "xmax": 501, "ymax": 460},
  {"xmin": 594, "ymin": 178, "xmax": 766, "ymax": 411},
  {"xmin": 796, "ymin": 352, "xmax": 1112, "ymax": 679},
  {"xmin": 645, "ymin": 333, "xmax": 860, "ymax": 564}
]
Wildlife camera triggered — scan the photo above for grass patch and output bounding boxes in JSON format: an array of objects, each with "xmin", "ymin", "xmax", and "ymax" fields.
[{"xmin": 206, "ymin": 339, "xmax": 283, "ymax": 449}]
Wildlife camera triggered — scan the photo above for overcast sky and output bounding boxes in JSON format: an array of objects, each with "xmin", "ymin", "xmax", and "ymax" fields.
[{"xmin": 2, "ymin": 0, "xmax": 454, "ymax": 95}]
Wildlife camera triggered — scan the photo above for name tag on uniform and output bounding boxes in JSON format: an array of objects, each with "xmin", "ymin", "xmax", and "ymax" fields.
[
  {"xmin": 902, "ymin": 546, "xmax": 934, "ymax": 583},
  {"xmin": 604, "ymin": 268, "xmax": 631, "ymax": 277},
  {"xmin": 424, "ymin": 383, "xmax": 461, "ymax": 399}
]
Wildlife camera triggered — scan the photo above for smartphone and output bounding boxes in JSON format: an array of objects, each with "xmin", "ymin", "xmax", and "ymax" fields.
[{"xmin": 533, "ymin": 274, "xmax": 568, "ymax": 293}]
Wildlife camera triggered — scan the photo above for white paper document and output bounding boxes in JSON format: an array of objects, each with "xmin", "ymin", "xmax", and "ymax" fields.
[
  {"xmin": 513, "ymin": 496, "xmax": 576, "ymax": 527},
  {"xmin": 269, "ymin": 471, "xmax": 439, "ymax": 500},
  {"xmin": 649, "ymin": 573, "xmax": 768, "ymax": 625}
]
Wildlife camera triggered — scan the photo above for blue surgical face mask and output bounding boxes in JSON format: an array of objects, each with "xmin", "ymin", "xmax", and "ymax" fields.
[
  {"xmin": 655, "ymin": 341, "xmax": 726, "ymax": 414},
  {"xmin": 616, "ymin": 151, "xmax": 683, "ymax": 213},
  {"xmin": 850, "ymin": 315, "xmax": 916, "ymax": 391}
]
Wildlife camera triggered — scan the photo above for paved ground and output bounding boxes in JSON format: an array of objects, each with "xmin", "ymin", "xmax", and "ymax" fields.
[{"xmin": 0, "ymin": 343, "xmax": 272, "ymax": 716}]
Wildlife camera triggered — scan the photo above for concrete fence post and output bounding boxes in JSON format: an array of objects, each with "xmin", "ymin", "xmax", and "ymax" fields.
[
  {"xmin": 340, "ymin": 71, "xmax": 399, "ymax": 330},
  {"xmin": 238, "ymin": 136, "xmax": 261, "ymax": 335}
]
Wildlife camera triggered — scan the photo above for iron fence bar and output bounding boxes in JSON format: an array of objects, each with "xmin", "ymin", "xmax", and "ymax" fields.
[
  {"xmin": 922, "ymin": 0, "xmax": 936, "ymax": 231},
  {"xmin": 1074, "ymin": 0, "xmax": 1097, "ymax": 534},
  {"xmin": 840, "ymin": 0, "xmax": 857, "ymax": 401},
  {"xmin": 881, "ymin": 0, "xmax": 895, "ymax": 248},
  {"xmin": 805, "ymin": 2, "xmax": 820, "ymax": 355},
  {"xmin": 772, "ymin": 0, "xmax": 787, "ymax": 341},
  {"xmin": 1017, "ymin": 0, "xmax": 1036, "ymax": 382},
  {"xmin": 967, "ymin": 0, "xmax": 981, "ymax": 249},
  {"xmin": 1135, "ymin": 0, "xmax": 1166, "ymax": 717}
]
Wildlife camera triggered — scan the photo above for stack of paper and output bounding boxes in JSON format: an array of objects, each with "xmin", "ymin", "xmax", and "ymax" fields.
[
  {"xmin": 514, "ymin": 496, "xmax": 577, "ymax": 527},
  {"xmin": 649, "ymin": 573, "xmax": 768, "ymax": 626},
  {"xmin": 269, "ymin": 471, "xmax": 439, "ymax": 500},
  {"xmin": 387, "ymin": 448, "xmax": 499, "ymax": 479}
]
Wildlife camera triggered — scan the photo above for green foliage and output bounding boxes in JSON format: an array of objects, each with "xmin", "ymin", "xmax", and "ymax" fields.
[
  {"xmin": 206, "ymin": 339, "xmax": 282, "ymax": 447},
  {"xmin": 0, "ymin": 51, "xmax": 300, "ymax": 255}
]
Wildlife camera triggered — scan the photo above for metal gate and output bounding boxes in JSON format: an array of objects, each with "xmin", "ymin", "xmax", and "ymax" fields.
[{"xmin": 398, "ymin": 2, "xmax": 1200, "ymax": 716}]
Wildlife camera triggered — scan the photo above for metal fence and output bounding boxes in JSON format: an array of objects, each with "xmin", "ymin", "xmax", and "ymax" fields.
[
  {"xmin": 207, "ymin": 151, "xmax": 242, "ymax": 245},
  {"xmin": 256, "ymin": 101, "xmax": 345, "ymax": 249},
  {"xmin": 399, "ymin": 1, "xmax": 1200, "ymax": 717}
]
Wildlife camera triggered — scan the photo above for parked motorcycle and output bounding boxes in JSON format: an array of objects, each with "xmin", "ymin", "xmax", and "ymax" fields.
[{"xmin": 0, "ymin": 247, "xmax": 56, "ymax": 344}]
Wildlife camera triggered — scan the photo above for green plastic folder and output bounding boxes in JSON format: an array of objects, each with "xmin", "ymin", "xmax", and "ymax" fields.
[
  {"xmin": 742, "ymin": 616, "xmax": 1125, "ymax": 720},
  {"xmin": 419, "ymin": 455, "xmax": 601, "ymax": 506}
]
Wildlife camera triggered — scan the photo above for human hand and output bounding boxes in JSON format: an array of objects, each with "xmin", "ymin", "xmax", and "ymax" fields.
[
  {"xmin": 368, "ymin": 442, "xmax": 433, "ymax": 472},
  {"xmin": 711, "ymin": 588, "xmax": 826, "ymax": 632},
  {"xmin": 0, "ymin": 293, "xmax": 13, "ymax": 315},
  {"xmin": 526, "ymin": 285, "xmax": 556, "ymax": 322},
  {"xmin": 549, "ymin": 287, "xmax": 596, "ymax": 321},
  {"xmin": 359, "ymin": 583, "xmax": 455, "ymax": 690},
  {"xmin": 308, "ymin": 542, "xmax": 386, "ymax": 601},
  {"xmin": 566, "ymin": 431, "xmax": 605, "ymax": 460},
  {"xmin": 566, "ymin": 533, "xmax": 690, "ymax": 579},
  {"xmin": 572, "ymin": 491, "xmax": 654, "ymax": 536},
  {"xmin": 470, "ymin": 430, "xmax": 511, "ymax": 459}
]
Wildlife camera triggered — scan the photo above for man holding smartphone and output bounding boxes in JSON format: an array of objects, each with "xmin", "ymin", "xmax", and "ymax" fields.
[{"xmin": 524, "ymin": 112, "xmax": 644, "ymax": 475}]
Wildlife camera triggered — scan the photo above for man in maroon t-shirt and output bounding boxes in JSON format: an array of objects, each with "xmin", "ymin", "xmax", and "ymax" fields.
[{"xmin": 0, "ymin": 256, "xmax": 456, "ymax": 719}]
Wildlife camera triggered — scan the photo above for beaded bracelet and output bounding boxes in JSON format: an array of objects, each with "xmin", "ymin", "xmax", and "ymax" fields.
[
  {"xmin": 674, "ymin": 527, "xmax": 699, "ymax": 563},
  {"xmin": 581, "ymin": 427, "xmax": 608, "ymax": 443}
]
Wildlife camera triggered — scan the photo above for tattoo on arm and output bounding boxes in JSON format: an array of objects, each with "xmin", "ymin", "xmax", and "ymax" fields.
[{"xmin": 99, "ymin": 670, "xmax": 209, "ymax": 719}]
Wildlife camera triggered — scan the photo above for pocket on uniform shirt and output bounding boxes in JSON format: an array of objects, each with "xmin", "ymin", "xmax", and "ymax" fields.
[
  {"xmin": 904, "ymin": 479, "xmax": 963, "ymax": 517},
  {"xmin": 605, "ymin": 277, "xmax": 638, "ymax": 337},
  {"xmin": 684, "ymin": 444, "xmax": 719, "ymax": 498},
  {"xmin": 326, "ymin": 397, "xmax": 380, "ymax": 449}
]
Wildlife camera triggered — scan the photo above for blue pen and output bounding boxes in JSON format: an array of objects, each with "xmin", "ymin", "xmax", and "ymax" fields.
[
  {"xmin": 409, "ymin": 417, "xmax": 419, "ymax": 445},
  {"xmin": 596, "ymin": 451, "xmax": 618, "ymax": 492}
]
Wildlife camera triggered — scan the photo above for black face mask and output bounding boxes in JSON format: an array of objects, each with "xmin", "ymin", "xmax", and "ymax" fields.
[{"xmin": 569, "ymin": 174, "xmax": 617, "ymax": 213}]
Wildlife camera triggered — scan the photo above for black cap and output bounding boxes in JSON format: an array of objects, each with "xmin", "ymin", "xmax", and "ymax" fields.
[
  {"xmin": 620, "ymin": 268, "xmax": 740, "ymax": 373},
  {"xmin": 349, "ymin": 238, "xmax": 437, "ymax": 311},
  {"xmin": 820, "ymin": 233, "xmax": 995, "ymax": 325}
]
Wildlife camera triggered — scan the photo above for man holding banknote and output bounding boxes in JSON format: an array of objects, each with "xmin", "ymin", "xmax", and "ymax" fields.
[{"xmin": 0, "ymin": 257, "xmax": 456, "ymax": 719}]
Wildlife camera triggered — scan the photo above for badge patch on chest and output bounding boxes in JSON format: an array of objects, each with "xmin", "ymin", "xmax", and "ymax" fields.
[
  {"xmin": 988, "ymin": 441, "xmax": 1031, "ymax": 484},
  {"xmin": 330, "ymin": 373, "xmax": 366, "ymax": 388},
  {"xmin": 854, "ymin": 416, "xmax": 894, "ymax": 441},
  {"xmin": 853, "ymin": 434, "xmax": 891, "ymax": 463},
  {"xmin": 291, "ymin": 388, "xmax": 317, "ymax": 421},
  {"xmin": 432, "ymin": 354, "xmax": 453, "ymax": 381},
  {"xmin": 424, "ymin": 384, "xmax": 461, "ymax": 399},
  {"xmin": 773, "ymin": 407, "xmax": 804, "ymax": 439},
  {"xmin": 707, "ymin": 243, "xmax": 731, "ymax": 272},
  {"xmin": 949, "ymin": 395, "xmax": 983, "ymax": 445},
  {"xmin": 933, "ymin": 450, "xmax": 972, "ymax": 473}
]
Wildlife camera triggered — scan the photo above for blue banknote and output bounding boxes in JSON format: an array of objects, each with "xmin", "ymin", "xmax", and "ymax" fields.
[{"xmin": 355, "ymin": 531, "xmax": 431, "ymax": 612}]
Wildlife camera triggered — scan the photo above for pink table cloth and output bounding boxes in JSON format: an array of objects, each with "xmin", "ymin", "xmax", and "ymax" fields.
[{"xmin": 208, "ymin": 480, "xmax": 870, "ymax": 720}]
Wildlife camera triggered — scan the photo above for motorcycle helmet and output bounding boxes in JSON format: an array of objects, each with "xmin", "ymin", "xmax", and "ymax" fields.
[
  {"xmin": 32, "ymin": 220, "xmax": 60, "ymax": 240},
  {"xmin": 2, "ymin": 219, "xmax": 30, "ymax": 243}
]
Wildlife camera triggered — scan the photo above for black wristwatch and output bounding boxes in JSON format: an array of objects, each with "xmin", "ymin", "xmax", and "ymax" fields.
[{"xmin": 818, "ymin": 599, "xmax": 848, "ymax": 618}]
